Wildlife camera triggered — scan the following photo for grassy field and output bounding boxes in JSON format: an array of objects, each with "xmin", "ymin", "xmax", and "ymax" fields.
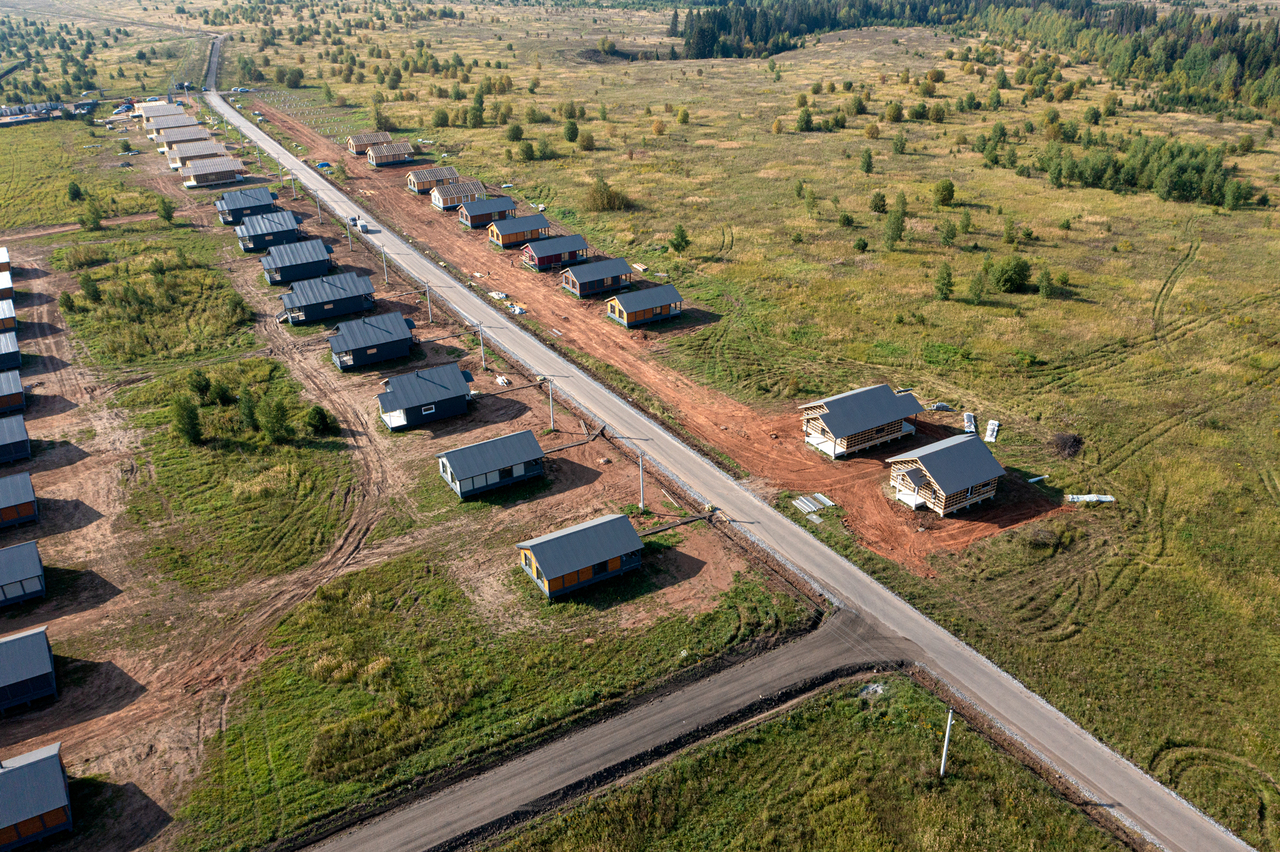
[
  {"xmin": 0, "ymin": 120, "xmax": 161, "ymax": 229},
  {"xmin": 121, "ymin": 359, "xmax": 355, "ymax": 590},
  {"xmin": 186, "ymin": 9, "xmax": 1280, "ymax": 844},
  {"xmin": 177, "ymin": 543, "xmax": 807, "ymax": 851},
  {"xmin": 57, "ymin": 219, "xmax": 257, "ymax": 366},
  {"xmin": 484, "ymin": 677, "xmax": 1120, "ymax": 852}
]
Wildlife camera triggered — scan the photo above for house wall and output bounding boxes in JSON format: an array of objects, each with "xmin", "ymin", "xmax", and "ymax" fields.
[
  {"xmin": 188, "ymin": 171, "xmax": 240, "ymax": 187},
  {"xmin": 389, "ymin": 393, "xmax": 468, "ymax": 429},
  {"xmin": 524, "ymin": 248, "xmax": 585, "ymax": 271},
  {"xmin": 0, "ymin": 314, "xmax": 13, "ymax": 332},
  {"xmin": 608, "ymin": 300, "xmax": 680, "ymax": 328},
  {"xmin": 331, "ymin": 337, "xmax": 413, "ymax": 371},
  {"xmin": 564, "ymin": 273, "xmax": 628, "ymax": 297},
  {"xmin": 0, "ymin": 437, "xmax": 30, "ymax": 464},
  {"xmin": 431, "ymin": 190, "xmax": 481, "ymax": 210},
  {"xmin": 219, "ymin": 203, "xmax": 276, "ymax": 225},
  {"xmin": 0, "ymin": 665, "xmax": 55, "ymax": 711},
  {"xmin": 460, "ymin": 209, "xmax": 509, "ymax": 229},
  {"xmin": 240, "ymin": 229, "xmax": 300, "ymax": 252},
  {"xmin": 521, "ymin": 547, "xmax": 642, "ymax": 598},
  {"xmin": 0, "ymin": 391, "xmax": 24, "ymax": 415},
  {"xmin": 0, "ymin": 568, "xmax": 43, "ymax": 607},
  {"xmin": 0, "ymin": 802, "xmax": 72, "ymax": 849},
  {"xmin": 290, "ymin": 294, "xmax": 372, "ymax": 324},
  {"xmin": 489, "ymin": 227, "xmax": 545, "ymax": 248},
  {"xmin": 267, "ymin": 258, "xmax": 331, "ymax": 285},
  {"xmin": 441, "ymin": 455, "xmax": 543, "ymax": 498},
  {"xmin": 889, "ymin": 461, "xmax": 999, "ymax": 516},
  {"xmin": 368, "ymin": 151, "xmax": 413, "ymax": 166},
  {"xmin": 0, "ymin": 499, "xmax": 37, "ymax": 528},
  {"xmin": 0, "ymin": 284, "xmax": 15, "ymax": 300},
  {"xmin": 0, "ymin": 352, "xmax": 18, "ymax": 372}
]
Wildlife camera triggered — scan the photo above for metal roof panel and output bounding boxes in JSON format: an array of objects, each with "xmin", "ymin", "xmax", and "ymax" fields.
[
  {"xmin": 459, "ymin": 197, "xmax": 516, "ymax": 217},
  {"xmin": 368, "ymin": 142, "xmax": 414, "ymax": 156},
  {"xmin": 0, "ymin": 331, "xmax": 16, "ymax": 356},
  {"xmin": 435, "ymin": 429, "xmax": 542, "ymax": 481},
  {"xmin": 376, "ymin": 362, "xmax": 471, "ymax": 412},
  {"xmin": 0, "ymin": 742, "xmax": 67, "ymax": 830},
  {"xmin": 328, "ymin": 312, "xmax": 415, "ymax": 354},
  {"xmin": 167, "ymin": 140, "xmax": 226, "ymax": 159},
  {"xmin": 0, "ymin": 541, "xmax": 41, "ymax": 588},
  {"xmin": 517, "ymin": 515, "xmax": 643, "ymax": 580},
  {"xmin": 0, "ymin": 626, "xmax": 52, "ymax": 688},
  {"xmin": 180, "ymin": 156, "xmax": 245, "ymax": 177},
  {"xmin": 0, "ymin": 299, "xmax": 13, "ymax": 321},
  {"xmin": 348, "ymin": 131, "xmax": 393, "ymax": 146},
  {"xmin": 0, "ymin": 413, "xmax": 27, "ymax": 446},
  {"xmin": 407, "ymin": 166, "xmax": 458, "ymax": 183},
  {"xmin": 431, "ymin": 179, "xmax": 486, "ymax": 201},
  {"xmin": 886, "ymin": 434, "xmax": 1006, "ymax": 494},
  {"xmin": 216, "ymin": 187, "xmax": 277, "ymax": 211},
  {"xmin": 149, "ymin": 115, "xmax": 198, "ymax": 130},
  {"xmin": 525, "ymin": 234, "xmax": 588, "ymax": 259},
  {"xmin": 806, "ymin": 384, "xmax": 923, "ymax": 440},
  {"xmin": 489, "ymin": 214, "xmax": 548, "ymax": 236},
  {"xmin": 610, "ymin": 284, "xmax": 683, "ymax": 313},
  {"xmin": 234, "ymin": 211, "xmax": 301, "ymax": 239},
  {"xmin": 260, "ymin": 239, "xmax": 332, "ymax": 271},
  {"xmin": 279, "ymin": 272, "xmax": 375, "ymax": 309},
  {"xmin": 0, "ymin": 369, "xmax": 19, "ymax": 396}
]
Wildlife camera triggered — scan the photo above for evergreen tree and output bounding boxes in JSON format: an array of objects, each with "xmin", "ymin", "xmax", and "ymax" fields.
[
  {"xmin": 860, "ymin": 148, "xmax": 873, "ymax": 174},
  {"xmin": 171, "ymin": 397, "xmax": 201, "ymax": 444},
  {"xmin": 669, "ymin": 223, "xmax": 691, "ymax": 253},
  {"xmin": 935, "ymin": 262, "xmax": 953, "ymax": 301},
  {"xmin": 668, "ymin": 8, "xmax": 680, "ymax": 38}
]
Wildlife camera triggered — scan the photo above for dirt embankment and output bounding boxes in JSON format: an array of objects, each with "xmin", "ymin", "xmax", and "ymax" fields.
[{"xmin": 253, "ymin": 100, "xmax": 1065, "ymax": 576}]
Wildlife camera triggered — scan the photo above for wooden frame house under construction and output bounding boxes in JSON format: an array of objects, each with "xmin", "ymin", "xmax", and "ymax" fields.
[
  {"xmin": 799, "ymin": 384, "xmax": 923, "ymax": 459},
  {"xmin": 886, "ymin": 434, "xmax": 1006, "ymax": 516}
]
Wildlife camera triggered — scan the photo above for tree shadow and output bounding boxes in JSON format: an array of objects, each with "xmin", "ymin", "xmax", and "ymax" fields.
[
  {"xmin": 1, "ymin": 567, "xmax": 122, "ymax": 623},
  {"xmin": 55, "ymin": 778, "xmax": 171, "ymax": 852}
]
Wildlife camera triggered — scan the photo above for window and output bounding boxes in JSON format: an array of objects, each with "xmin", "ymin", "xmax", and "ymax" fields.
[
  {"xmin": 323, "ymin": 303, "xmax": 334, "ymax": 310},
  {"xmin": 522, "ymin": 551, "xmax": 531, "ymax": 568},
  {"xmin": 366, "ymin": 348, "xmax": 377, "ymax": 355},
  {"xmin": 421, "ymin": 405, "xmax": 435, "ymax": 415},
  {"xmin": 499, "ymin": 466, "xmax": 513, "ymax": 480},
  {"xmin": 265, "ymin": 235, "xmax": 273, "ymax": 241}
]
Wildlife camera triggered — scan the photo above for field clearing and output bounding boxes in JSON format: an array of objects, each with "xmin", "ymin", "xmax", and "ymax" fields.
[{"xmin": 485, "ymin": 677, "xmax": 1121, "ymax": 852}]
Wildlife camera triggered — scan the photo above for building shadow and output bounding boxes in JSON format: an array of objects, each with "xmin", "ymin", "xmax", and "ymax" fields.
[
  {"xmin": 541, "ymin": 457, "xmax": 603, "ymax": 495},
  {"xmin": 11, "ymin": 267, "xmax": 49, "ymax": 282},
  {"xmin": 0, "ymin": 660, "xmax": 145, "ymax": 745},
  {"xmin": 16, "ymin": 320, "xmax": 62, "ymax": 341},
  {"xmin": 422, "ymin": 395, "xmax": 533, "ymax": 439},
  {"xmin": 641, "ymin": 306, "xmax": 722, "ymax": 335},
  {"xmin": 1, "ymin": 567, "xmax": 122, "ymax": 624},
  {"xmin": 55, "ymin": 778, "xmax": 172, "ymax": 852},
  {"xmin": 29, "ymin": 498, "xmax": 105, "ymax": 537},
  {"xmin": 27, "ymin": 440, "xmax": 91, "ymax": 472},
  {"xmin": 21, "ymin": 394, "xmax": 80, "ymax": 421},
  {"xmin": 11, "ymin": 289, "xmax": 54, "ymax": 308},
  {"xmin": 19, "ymin": 353, "xmax": 71, "ymax": 377}
]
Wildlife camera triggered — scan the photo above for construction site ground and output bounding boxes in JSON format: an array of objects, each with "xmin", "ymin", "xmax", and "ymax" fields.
[
  {"xmin": 0, "ymin": 117, "xmax": 754, "ymax": 852},
  {"xmin": 255, "ymin": 99, "xmax": 1066, "ymax": 576}
]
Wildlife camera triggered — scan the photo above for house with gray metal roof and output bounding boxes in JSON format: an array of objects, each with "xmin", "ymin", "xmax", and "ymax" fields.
[
  {"xmin": 458, "ymin": 196, "xmax": 516, "ymax": 229},
  {"xmin": 517, "ymin": 514, "xmax": 643, "ymax": 598},
  {"xmin": 165, "ymin": 140, "xmax": 228, "ymax": 170},
  {"xmin": 261, "ymin": 239, "xmax": 333, "ymax": 285},
  {"xmin": 522, "ymin": 234, "xmax": 588, "ymax": 272},
  {"xmin": 887, "ymin": 434, "xmax": 1006, "ymax": 516},
  {"xmin": 0, "ymin": 414, "xmax": 29, "ymax": 464},
  {"xmin": 0, "ymin": 332, "xmax": 17, "ymax": 372},
  {"xmin": 0, "ymin": 298, "xmax": 14, "ymax": 331},
  {"xmin": 0, "ymin": 472, "xmax": 36, "ymax": 529},
  {"xmin": 0, "ymin": 742, "xmax": 72, "ymax": 848},
  {"xmin": 145, "ymin": 114, "xmax": 197, "ymax": 138},
  {"xmin": 605, "ymin": 284, "xmax": 683, "ymax": 328},
  {"xmin": 800, "ymin": 384, "xmax": 924, "ymax": 459},
  {"xmin": 367, "ymin": 141, "xmax": 414, "ymax": 167},
  {"xmin": 216, "ymin": 186, "xmax": 278, "ymax": 225},
  {"xmin": 0, "ymin": 626, "xmax": 56, "ymax": 713},
  {"xmin": 0, "ymin": 271, "xmax": 11, "ymax": 301},
  {"xmin": 0, "ymin": 370, "xmax": 23, "ymax": 415},
  {"xmin": 0, "ymin": 542, "xmax": 44, "ymax": 608},
  {"xmin": 156, "ymin": 126, "xmax": 213, "ymax": 153},
  {"xmin": 180, "ymin": 156, "xmax": 246, "ymax": 188},
  {"xmin": 437, "ymin": 429, "xmax": 543, "ymax": 498},
  {"xmin": 561, "ymin": 257, "xmax": 633, "ymax": 298},
  {"xmin": 235, "ymin": 211, "xmax": 302, "ymax": 252},
  {"xmin": 329, "ymin": 312, "xmax": 416, "ymax": 371},
  {"xmin": 278, "ymin": 272, "xmax": 375, "ymax": 325},
  {"xmin": 377, "ymin": 362, "xmax": 472, "ymax": 431},
  {"xmin": 346, "ymin": 131, "xmax": 392, "ymax": 154},
  {"xmin": 406, "ymin": 165, "xmax": 458, "ymax": 194},
  {"xmin": 488, "ymin": 214, "xmax": 549, "ymax": 248},
  {"xmin": 430, "ymin": 179, "xmax": 486, "ymax": 211}
]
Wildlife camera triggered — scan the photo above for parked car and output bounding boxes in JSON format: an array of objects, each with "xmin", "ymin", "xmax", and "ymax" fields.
[
  {"xmin": 347, "ymin": 216, "xmax": 358, "ymax": 226},
  {"xmin": 358, "ymin": 220, "xmax": 369, "ymax": 233},
  {"xmin": 146, "ymin": 96, "xmax": 160, "ymax": 102}
]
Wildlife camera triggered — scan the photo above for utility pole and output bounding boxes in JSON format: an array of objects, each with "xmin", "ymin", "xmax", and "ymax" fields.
[
  {"xmin": 425, "ymin": 283, "xmax": 432, "ymax": 322},
  {"xmin": 639, "ymin": 455, "xmax": 645, "ymax": 511},
  {"xmin": 547, "ymin": 379, "xmax": 554, "ymax": 430},
  {"xmin": 381, "ymin": 244, "xmax": 388, "ymax": 284},
  {"xmin": 316, "ymin": 193, "xmax": 321, "ymax": 221},
  {"xmin": 940, "ymin": 709, "xmax": 955, "ymax": 778},
  {"xmin": 478, "ymin": 326, "xmax": 486, "ymax": 370},
  {"xmin": 345, "ymin": 219, "xmax": 352, "ymax": 251}
]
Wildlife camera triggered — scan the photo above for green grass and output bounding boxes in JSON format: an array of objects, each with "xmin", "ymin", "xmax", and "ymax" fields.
[
  {"xmin": 59, "ymin": 221, "xmax": 257, "ymax": 366},
  {"xmin": 0, "ymin": 120, "xmax": 161, "ymax": 229},
  {"xmin": 176, "ymin": 550, "xmax": 807, "ymax": 851},
  {"xmin": 485, "ymin": 677, "xmax": 1120, "ymax": 852},
  {"xmin": 121, "ymin": 359, "xmax": 355, "ymax": 590}
]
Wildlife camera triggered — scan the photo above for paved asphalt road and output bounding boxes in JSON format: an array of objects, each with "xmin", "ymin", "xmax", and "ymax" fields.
[{"xmin": 203, "ymin": 42, "xmax": 1248, "ymax": 852}]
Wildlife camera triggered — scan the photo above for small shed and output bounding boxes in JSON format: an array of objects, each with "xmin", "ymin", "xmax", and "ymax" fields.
[
  {"xmin": 0, "ymin": 472, "xmax": 36, "ymax": 528},
  {"xmin": 0, "ymin": 415, "xmax": 29, "ymax": 464},
  {"xmin": 0, "ymin": 626, "xmax": 56, "ymax": 713},
  {"xmin": 329, "ymin": 312, "xmax": 416, "ymax": 371},
  {"xmin": 0, "ymin": 331, "xmax": 17, "ymax": 372},
  {"xmin": 261, "ymin": 239, "xmax": 333, "ymax": 285},
  {"xmin": 561, "ymin": 257, "xmax": 633, "ymax": 297},
  {"xmin": 518, "ymin": 514, "xmax": 644, "ymax": 598},
  {"xmin": 406, "ymin": 165, "xmax": 459, "ymax": 194},
  {"xmin": 166, "ymin": 140, "xmax": 228, "ymax": 170},
  {"xmin": 0, "ymin": 541, "xmax": 44, "ymax": 608},
  {"xmin": 0, "ymin": 270, "xmax": 12, "ymax": 300},
  {"xmin": 146, "ymin": 114, "xmax": 198, "ymax": 139},
  {"xmin": 437, "ymin": 430, "xmax": 544, "ymax": 498},
  {"xmin": 180, "ymin": 156, "xmax": 246, "ymax": 188},
  {"xmin": 157, "ymin": 126, "xmax": 213, "ymax": 152},
  {"xmin": 0, "ymin": 370, "xmax": 23, "ymax": 414},
  {"xmin": 278, "ymin": 272, "xmax": 375, "ymax": 325},
  {"xmin": 0, "ymin": 298, "xmax": 13, "ymax": 331},
  {"xmin": 430, "ymin": 179, "xmax": 486, "ymax": 211},
  {"xmin": 0, "ymin": 247, "xmax": 8, "ymax": 273},
  {"xmin": 606, "ymin": 284, "xmax": 683, "ymax": 328},
  {"xmin": 235, "ymin": 211, "xmax": 302, "ymax": 252},
  {"xmin": 488, "ymin": 214, "xmax": 549, "ymax": 249},
  {"xmin": 216, "ymin": 187, "xmax": 278, "ymax": 225},
  {"xmin": 367, "ymin": 142, "xmax": 414, "ymax": 167},
  {"xmin": 522, "ymin": 235, "xmax": 589, "ymax": 272},
  {"xmin": 0, "ymin": 743, "xmax": 72, "ymax": 847},
  {"xmin": 377, "ymin": 363, "xmax": 473, "ymax": 431},
  {"xmin": 458, "ymin": 197, "xmax": 516, "ymax": 229},
  {"xmin": 346, "ymin": 131, "xmax": 393, "ymax": 155},
  {"xmin": 886, "ymin": 434, "xmax": 1006, "ymax": 516},
  {"xmin": 800, "ymin": 385, "xmax": 923, "ymax": 459}
]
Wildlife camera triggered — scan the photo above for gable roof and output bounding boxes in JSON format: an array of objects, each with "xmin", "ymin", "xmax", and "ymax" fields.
[
  {"xmin": 0, "ymin": 369, "xmax": 20, "ymax": 397},
  {"xmin": 180, "ymin": 156, "xmax": 245, "ymax": 177},
  {"xmin": 525, "ymin": 234, "xmax": 587, "ymax": 259},
  {"xmin": 0, "ymin": 541, "xmax": 41, "ymax": 587},
  {"xmin": 0, "ymin": 743, "xmax": 67, "ymax": 830},
  {"xmin": 368, "ymin": 141, "xmax": 414, "ymax": 157},
  {"xmin": 565, "ymin": 257, "xmax": 631, "ymax": 284},
  {"xmin": 407, "ymin": 165, "xmax": 458, "ymax": 183},
  {"xmin": 261, "ymin": 239, "xmax": 332, "ymax": 271},
  {"xmin": 167, "ymin": 140, "xmax": 227, "ymax": 159},
  {"xmin": 377, "ymin": 363, "xmax": 471, "ymax": 412},
  {"xmin": 489, "ymin": 214, "xmax": 548, "ymax": 236},
  {"xmin": 328, "ymin": 312, "xmax": 415, "ymax": 354},
  {"xmin": 149, "ymin": 115, "xmax": 198, "ymax": 131},
  {"xmin": 0, "ymin": 331, "xmax": 17, "ymax": 357},
  {"xmin": 804, "ymin": 384, "xmax": 923, "ymax": 439},
  {"xmin": 348, "ymin": 131, "xmax": 393, "ymax": 146},
  {"xmin": 235, "ymin": 211, "xmax": 301, "ymax": 239},
  {"xmin": 0, "ymin": 299, "xmax": 13, "ymax": 321},
  {"xmin": 137, "ymin": 102, "xmax": 184, "ymax": 117},
  {"xmin": 0, "ymin": 471, "xmax": 34, "ymax": 507},
  {"xmin": 887, "ymin": 434, "xmax": 1006, "ymax": 495},
  {"xmin": 157, "ymin": 127, "xmax": 212, "ymax": 147},
  {"xmin": 431, "ymin": 179, "xmax": 485, "ymax": 200},
  {"xmin": 517, "ymin": 514, "xmax": 643, "ymax": 578},
  {"xmin": 459, "ymin": 197, "xmax": 516, "ymax": 217},
  {"xmin": 0, "ymin": 626, "xmax": 52, "ymax": 687},
  {"xmin": 611, "ymin": 283, "xmax": 683, "ymax": 313},
  {"xmin": 436, "ymin": 429, "xmax": 542, "ymax": 481},
  {"xmin": 0, "ymin": 413, "xmax": 27, "ymax": 446},
  {"xmin": 216, "ymin": 187, "xmax": 277, "ymax": 211},
  {"xmin": 280, "ymin": 272, "xmax": 375, "ymax": 309}
]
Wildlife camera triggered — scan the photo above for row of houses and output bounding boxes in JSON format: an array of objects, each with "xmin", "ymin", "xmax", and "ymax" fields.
[
  {"xmin": 345, "ymin": 131, "xmax": 415, "ymax": 168},
  {"xmin": 136, "ymin": 103, "xmax": 247, "ymax": 188}
]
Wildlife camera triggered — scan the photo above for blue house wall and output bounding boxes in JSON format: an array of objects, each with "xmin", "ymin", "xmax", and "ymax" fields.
[
  {"xmin": 220, "ymin": 202, "xmax": 276, "ymax": 225},
  {"xmin": 289, "ymin": 293, "xmax": 373, "ymax": 324},
  {"xmin": 391, "ymin": 393, "xmax": 469, "ymax": 429},
  {"xmin": 331, "ymin": 337, "xmax": 414, "ymax": 371},
  {"xmin": 269, "ymin": 258, "xmax": 331, "ymax": 285}
]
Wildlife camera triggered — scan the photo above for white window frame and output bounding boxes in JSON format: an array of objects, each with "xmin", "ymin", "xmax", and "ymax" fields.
[{"xmin": 421, "ymin": 404, "xmax": 435, "ymax": 415}]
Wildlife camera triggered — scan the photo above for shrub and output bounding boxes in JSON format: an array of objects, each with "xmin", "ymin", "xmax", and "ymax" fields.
[
  {"xmin": 795, "ymin": 108, "xmax": 813, "ymax": 132},
  {"xmin": 171, "ymin": 396, "xmax": 201, "ymax": 444},
  {"xmin": 577, "ymin": 132, "xmax": 595, "ymax": 152},
  {"xmin": 864, "ymin": 122, "xmax": 880, "ymax": 139},
  {"xmin": 883, "ymin": 209, "xmax": 905, "ymax": 250},
  {"xmin": 853, "ymin": 237, "xmax": 868, "ymax": 252},
  {"xmin": 884, "ymin": 102, "xmax": 903, "ymax": 122},
  {"xmin": 584, "ymin": 177, "xmax": 633, "ymax": 212},
  {"xmin": 536, "ymin": 137, "xmax": 555, "ymax": 159},
  {"xmin": 990, "ymin": 256, "xmax": 1031, "ymax": 292},
  {"xmin": 517, "ymin": 140, "xmax": 535, "ymax": 161},
  {"xmin": 239, "ymin": 386, "xmax": 258, "ymax": 432},
  {"xmin": 869, "ymin": 192, "xmax": 887, "ymax": 214},
  {"xmin": 939, "ymin": 219, "xmax": 957, "ymax": 246},
  {"xmin": 67, "ymin": 181, "xmax": 83, "ymax": 202},
  {"xmin": 260, "ymin": 399, "xmax": 295, "ymax": 444},
  {"xmin": 677, "ymin": 108, "xmax": 689, "ymax": 124},
  {"xmin": 861, "ymin": 148, "xmax": 873, "ymax": 174},
  {"xmin": 933, "ymin": 179, "xmax": 955, "ymax": 206},
  {"xmin": 959, "ymin": 210, "xmax": 972, "ymax": 234},
  {"xmin": 505, "ymin": 122, "xmax": 523, "ymax": 142},
  {"xmin": 432, "ymin": 108, "xmax": 449, "ymax": 127},
  {"xmin": 838, "ymin": 212, "xmax": 854, "ymax": 227},
  {"xmin": 58, "ymin": 291, "xmax": 76, "ymax": 314},
  {"xmin": 652, "ymin": 120, "xmax": 667, "ymax": 136},
  {"xmin": 563, "ymin": 120, "xmax": 578, "ymax": 143},
  {"xmin": 304, "ymin": 405, "xmax": 340, "ymax": 436},
  {"xmin": 157, "ymin": 197, "xmax": 175, "ymax": 224},
  {"xmin": 1050, "ymin": 432, "xmax": 1084, "ymax": 458},
  {"xmin": 934, "ymin": 262, "xmax": 953, "ymax": 300},
  {"xmin": 188, "ymin": 369, "xmax": 212, "ymax": 402},
  {"xmin": 892, "ymin": 131, "xmax": 906, "ymax": 154},
  {"xmin": 79, "ymin": 274, "xmax": 101, "ymax": 303}
]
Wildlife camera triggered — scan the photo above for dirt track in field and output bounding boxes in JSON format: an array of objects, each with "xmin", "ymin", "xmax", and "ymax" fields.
[{"xmin": 255, "ymin": 100, "xmax": 1066, "ymax": 575}]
